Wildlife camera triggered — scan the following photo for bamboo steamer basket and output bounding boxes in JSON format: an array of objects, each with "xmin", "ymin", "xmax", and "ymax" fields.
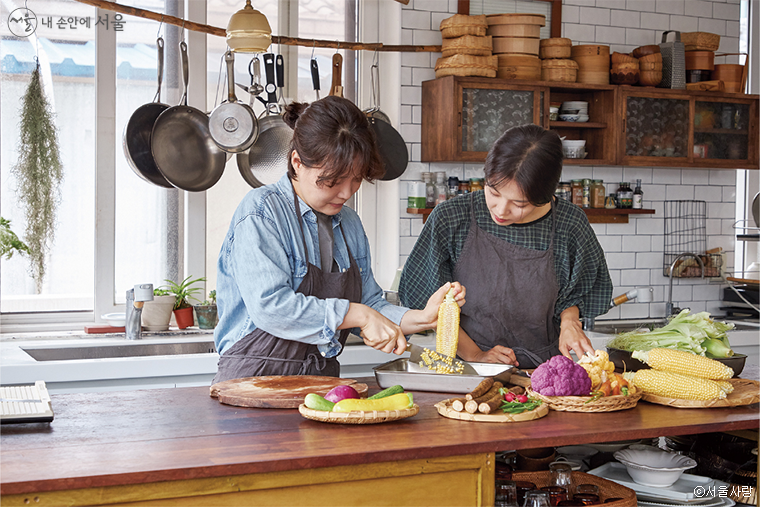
[
  {"xmin": 441, "ymin": 35, "xmax": 493, "ymax": 58},
  {"xmin": 487, "ymin": 24, "xmax": 540, "ymax": 38},
  {"xmin": 681, "ymin": 32, "xmax": 720, "ymax": 52},
  {"xmin": 539, "ymin": 38, "xmax": 572, "ymax": 59},
  {"xmin": 611, "ymin": 62, "xmax": 639, "ymax": 73},
  {"xmin": 497, "ymin": 54, "xmax": 541, "ymax": 80},
  {"xmin": 713, "ymin": 63, "xmax": 744, "ymax": 92},
  {"xmin": 493, "ymin": 37, "xmax": 540, "ymax": 55},
  {"xmin": 632, "ymin": 45, "xmax": 660, "ymax": 59},
  {"xmin": 611, "ymin": 52, "xmax": 637, "ymax": 64},
  {"xmin": 486, "ymin": 13, "xmax": 546, "ymax": 26},
  {"xmin": 685, "ymin": 50, "xmax": 715, "ymax": 70},
  {"xmin": 638, "ymin": 52, "xmax": 663, "ymax": 64},
  {"xmin": 639, "ymin": 61, "xmax": 663, "ymax": 71},
  {"xmin": 639, "ymin": 70, "xmax": 663, "ymax": 87},
  {"xmin": 440, "ymin": 14, "xmax": 487, "ymax": 39},
  {"xmin": 435, "ymin": 54, "xmax": 497, "ymax": 78},
  {"xmin": 541, "ymin": 59, "xmax": 578, "ymax": 82},
  {"xmin": 571, "ymin": 45, "xmax": 611, "ymax": 85}
]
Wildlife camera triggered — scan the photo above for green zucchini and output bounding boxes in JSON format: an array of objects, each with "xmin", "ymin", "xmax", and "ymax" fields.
[
  {"xmin": 304, "ymin": 393, "xmax": 335, "ymax": 412},
  {"xmin": 368, "ymin": 385, "xmax": 404, "ymax": 400}
]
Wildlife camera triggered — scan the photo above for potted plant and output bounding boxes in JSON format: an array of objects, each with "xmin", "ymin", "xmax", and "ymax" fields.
[
  {"xmin": 163, "ymin": 276, "xmax": 206, "ymax": 330},
  {"xmin": 193, "ymin": 290, "xmax": 218, "ymax": 330},
  {"xmin": 140, "ymin": 286, "xmax": 176, "ymax": 331}
]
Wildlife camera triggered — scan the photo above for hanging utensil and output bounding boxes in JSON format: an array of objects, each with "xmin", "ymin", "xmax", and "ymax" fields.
[
  {"xmin": 209, "ymin": 50, "xmax": 258, "ymax": 153},
  {"xmin": 151, "ymin": 41, "xmax": 226, "ymax": 192},
  {"xmin": 123, "ymin": 37, "xmax": 173, "ymax": 188},
  {"xmin": 310, "ymin": 58, "xmax": 320, "ymax": 100},
  {"xmin": 330, "ymin": 53, "xmax": 343, "ymax": 97}
]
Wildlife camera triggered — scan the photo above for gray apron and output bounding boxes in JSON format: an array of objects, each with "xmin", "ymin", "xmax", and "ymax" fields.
[
  {"xmin": 453, "ymin": 195, "xmax": 560, "ymax": 368},
  {"xmin": 213, "ymin": 185, "xmax": 363, "ymax": 383}
]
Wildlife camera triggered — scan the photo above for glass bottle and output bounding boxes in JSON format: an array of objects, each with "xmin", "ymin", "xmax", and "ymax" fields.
[
  {"xmin": 421, "ymin": 172, "xmax": 435, "ymax": 209},
  {"xmin": 434, "ymin": 171, "xmax": 448, "ymax": 206},
  {"xmin": 591, "ymin": 180, "xmax": 605, "ymax": 208},
  {"xmin": 581, "ymin": 179, "xmax": 591, "ymax": 208},
  {"xmin": 571, "ymin": 180, "xmax": 583, "ymax": 206},
  {"xmin": 616, "ymin": 182, "xmax": 633, "ymax": 209},
  {"xmin": 633, "ymin": 179, "xmax": 643, "ymax": 209},
  {"xmin": 458, "ymin": 180, "xmax": 471, "ymax": 194},
  {"xmin": 558, "ymin": 182, "xmax": 572, "ymax": 202},
  {"xmin": 448, "ymin": 176, "xmax": 460, "ymax": 197},
  {"xmin": 469, "ymin": 178, "xmax": 484, "ymax": 192}
]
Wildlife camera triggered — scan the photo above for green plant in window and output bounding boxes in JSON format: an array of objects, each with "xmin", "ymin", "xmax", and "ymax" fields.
[
  {"xmin": 160, "ymin": 276, "xmax": 206, "ymax": 310},
  {"xmin": 0, "ymin": 217, "xmax": 29, "ymax": 260},
  {"xmin": 11, "ymin": 62, "xmax": 64, "ymax": 292}
]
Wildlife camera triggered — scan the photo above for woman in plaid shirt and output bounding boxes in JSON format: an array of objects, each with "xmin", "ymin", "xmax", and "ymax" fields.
[{"xmin": 399, "ymin": 125, "xmax": 612, "ymax": 368}]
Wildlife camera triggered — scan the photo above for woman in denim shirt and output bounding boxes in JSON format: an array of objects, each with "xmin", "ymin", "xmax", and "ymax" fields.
[{"xmin": 213, "ymin": 96, "xmax": 464, "ymax": 382}]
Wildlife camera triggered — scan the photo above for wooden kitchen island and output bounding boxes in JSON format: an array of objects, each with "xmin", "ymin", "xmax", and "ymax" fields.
[{"xmin": 1, "ymin": 382, "xmax": 758, "ymax": 507}]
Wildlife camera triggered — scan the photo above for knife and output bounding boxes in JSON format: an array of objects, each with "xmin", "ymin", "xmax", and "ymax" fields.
[{"xmin": 406, "ymin": 342, "xmax": 479, "ymax": 375}]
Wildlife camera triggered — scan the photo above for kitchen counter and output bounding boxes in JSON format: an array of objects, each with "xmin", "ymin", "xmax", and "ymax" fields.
[{"xmin": 1, "ymin": 380, "xmax": 758, "ymax": 506}]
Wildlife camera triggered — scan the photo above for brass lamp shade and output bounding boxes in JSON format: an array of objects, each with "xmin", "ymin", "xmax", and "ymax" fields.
[{"xmin": 226, "ymin": 0, "xmax": 272, "ymax": 53}]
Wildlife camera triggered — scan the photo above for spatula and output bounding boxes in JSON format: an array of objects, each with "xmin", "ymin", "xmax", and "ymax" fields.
[{"xmin": 406, "ymin": 343, "xmax": 479, "ymax": 376}]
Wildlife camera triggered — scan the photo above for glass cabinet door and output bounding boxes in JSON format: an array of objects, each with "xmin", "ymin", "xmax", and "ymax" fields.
[
  {"xmin": 461, "ymin": 89, "xmax": 538, "ymax": 153},
  {"xmin": 693, "ymin": 101, "xmax": 750, "ymax": 161},
  {"xmin": 625, "ymin": 96, "xmax": 689, "ymax": 158}
]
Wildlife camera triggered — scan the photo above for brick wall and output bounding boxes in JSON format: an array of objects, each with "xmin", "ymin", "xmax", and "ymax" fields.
[{"xmin": 398, "ymin": 0, "xmax": 744, "ymax": 319}]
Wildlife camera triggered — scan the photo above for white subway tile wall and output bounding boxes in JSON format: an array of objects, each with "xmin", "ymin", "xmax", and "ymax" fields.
[{"xmin": 398, "ymin": 0, "xmax": 742, "ymax": 320}]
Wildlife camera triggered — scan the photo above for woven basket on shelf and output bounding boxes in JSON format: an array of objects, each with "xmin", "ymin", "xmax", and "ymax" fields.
[
  {"xmin": 541, "ymin": 59, "xmax": 578, "ymax": 82},
  {"xmin": 441, "ymin": 35, "xmax": 492, "ymax": 58},
  {"xmin": 539, "ymin": 37, "xmax": 572, "ymax": 59},
  {"xmin": 527, "ymin": 388, "xmax": 641, "ymax": 412},
  {"xmin": 511, "ymin": 471, "xmax": 637, "ymax": 506},
  {"xmin": 496, "ymin": 54, "xmax": 541, "ymax": 80},
  {"xmin": 435, "ymin": 54, "xmax": 497, "ymax": 78},
  {"xmin": 681, "ymin": 31, "xmax": 720, "ymax": 52},
  {"xmin": 440, "ymin": 14, "xmax": 487, "ymax": 39}
]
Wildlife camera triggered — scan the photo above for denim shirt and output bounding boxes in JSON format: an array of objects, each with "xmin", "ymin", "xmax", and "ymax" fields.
[{"xmin": 214, "ymin": 175, "xmax": 409, "ymax": 356}]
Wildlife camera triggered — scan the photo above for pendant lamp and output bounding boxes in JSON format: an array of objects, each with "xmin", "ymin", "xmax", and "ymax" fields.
[{"xmin": 226, "ymin": 0, "xmax": 272, "ymax": 53}]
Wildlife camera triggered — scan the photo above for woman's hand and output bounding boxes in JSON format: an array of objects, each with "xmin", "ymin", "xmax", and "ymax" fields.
[
  {"xmin": 343, "ymin": 303, "xmax": 407, "ymax": 355},
  {"xmin": 559, "ymin": 306, "xmax": 595, "ymax": 359},
  {"xmin": 399, "ymin": 282, "xmax": 465, "ymax": 335},
  {"xmin": 469, "ymin": 345, "xmax": 519, "ymax": 366}
]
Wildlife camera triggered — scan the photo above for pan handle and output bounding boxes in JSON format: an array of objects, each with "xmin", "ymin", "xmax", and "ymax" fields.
[
  {"xmin": 179, "ymin": 41, "xmax": 189, "ymax": 106},
  {"xmin": 154, "ymin": 37, "xmax": 164, "ymax": 103},
  {"xmin": 310, "ymin": 58, "xmax": 320, "ymax": 99},
  {"xmin": 224, "ymin": 51, "xmax": 238, "ymax": 103},
  {"xmin": 275, "ymin": 53, "xmax": 285, "ymax": 106},
  {"xmin": 330, "ymin": 53, "xmax": 343, "ymax": 98},
  {"xmin": 262, "ymin": 53, "xmax": 278, "ymax": 106}
]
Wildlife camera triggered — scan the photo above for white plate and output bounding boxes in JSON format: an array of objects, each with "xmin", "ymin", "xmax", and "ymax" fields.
[
  {"xmin": 588, "ymin": 462, "xmax": 715, "ymax": 503},
  {"xmin": 637, "ymin": 497, "xmax": 735, "ymax": 507},
  {"xmin": 101, "ymin": 312, "xmax": 126, "ymax": 327}
]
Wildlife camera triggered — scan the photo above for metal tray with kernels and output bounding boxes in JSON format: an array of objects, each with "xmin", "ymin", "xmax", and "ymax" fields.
[{"xmin": 373, "ymin": 358, "xmax": 514, "ymax": 394}]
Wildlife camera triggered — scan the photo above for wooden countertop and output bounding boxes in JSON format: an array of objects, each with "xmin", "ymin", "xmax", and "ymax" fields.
[{"xmin": 1, "ymin": 382, "xmax": 758, "ymax": 496}]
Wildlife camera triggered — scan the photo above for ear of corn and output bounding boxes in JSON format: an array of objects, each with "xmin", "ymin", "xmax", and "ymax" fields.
[
  {"xmin": 714, "ymin": 380, "xmax": 735, "ymax": 394},
  {"xmin": 436, "ymin": 288, "xmax": 460, "ymax": 359},
  {"xmin": 623, "ymin": 369, "xmax": 727, "ymax": 400},
  {"xmin": 632, "ymin": 348, "xmax": 733, "ymax": 380}
]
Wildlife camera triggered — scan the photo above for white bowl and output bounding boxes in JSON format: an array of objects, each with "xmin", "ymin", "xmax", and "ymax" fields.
[
  {"xmin": 559, "ymin": 114, "xmax": 580, "ymax": 122},
  {"xmin": 561, "ymin": 139, "xmax": 586, "ymax": 148},
  {"xmin": 577, "ymin": 114, "xmax": 590, "ymax": 122},
  {"xmin": 101, "ymin": 312, "xmax": 126, "ymax": 327},
  {"xmin": 613, "ymin": 448, "xmax": 696, "ymax": 487}
]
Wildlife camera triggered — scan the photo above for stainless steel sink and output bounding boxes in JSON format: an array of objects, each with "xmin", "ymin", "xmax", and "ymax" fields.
[{"xmin": 21, "ymin": 342, "xmax": 217, "ymax": 361}]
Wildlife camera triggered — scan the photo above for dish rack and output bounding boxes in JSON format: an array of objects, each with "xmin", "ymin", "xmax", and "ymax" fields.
[{"xmin": 663, "ymin": 200, "xmax": 723, "ymax": 278}]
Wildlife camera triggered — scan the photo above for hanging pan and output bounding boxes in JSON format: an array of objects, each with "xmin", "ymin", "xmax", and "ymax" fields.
[
  {"xmin": 237, "ymin": 51, "xmax": 292, "ymax": 188},
  {"xmin": 364, "ymin": 56, "xmax": 408, "ymax": 181},
  {"xmin": 123, "ymin": 37, "xmax": 173, "ymax": 188},
  {"xmin": 209, "ymin": 50, "xmax": 258, "ymax": 153},
  {"xmin": 151, "ymin": 41, "xmax": 226, "ymax": 192}
]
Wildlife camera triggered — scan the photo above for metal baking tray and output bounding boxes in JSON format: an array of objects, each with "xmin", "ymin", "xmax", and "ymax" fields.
[{"xmin": 373, "ymin": 358, "xmax": 514, "ymax": 394}]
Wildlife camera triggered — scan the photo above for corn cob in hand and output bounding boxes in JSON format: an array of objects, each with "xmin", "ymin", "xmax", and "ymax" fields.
[
  {"xmin": 632, "ymin": 348, "xmax": 733, "ymax": 380},
  {"xmin": 436, "ymin": 288, "xmax": 460, "ymax": 359}
]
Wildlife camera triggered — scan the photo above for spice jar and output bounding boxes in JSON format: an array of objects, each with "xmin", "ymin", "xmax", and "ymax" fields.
[
  {"xmin": 469, "ymin": 178, "xmax": 484, "ymax": 192},
  {"xmin": 616, "ymin": 182, "xmax": 633, "ymax": 209},
  {"xmin": 458, "ymin": 180, "xmax": 471, "ymax": 194},
  {"xmin": 591, "ymin": 180, "xmax": 605, "ymax": 208},
  {"xmin": 571, "ymin": 180, "xmax": 583, "ymax": 206},
  {"xmin": 556, "ymin": 181, "xmax": 572, "ymax": 202},
  {"xmin": 581, "ymin": 179, "xmax": 591, "ymax": 208}
]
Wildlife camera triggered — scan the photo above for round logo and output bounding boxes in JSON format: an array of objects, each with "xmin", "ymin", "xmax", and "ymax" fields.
[{"xmin": 8, "ymin": 8, "xmax": 37, "ymax": 37}]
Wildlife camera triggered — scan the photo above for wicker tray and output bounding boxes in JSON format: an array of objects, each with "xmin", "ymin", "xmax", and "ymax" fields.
[
  {"xmin": 298, "ymin": 403, "xmax": 420, "ymax": 424},
  {"xmin": 435, "ymin": 54, "xmax": 498, "ymax": 78},
  {"xmin": 441, "ymin": 35, "xmax": 492, "ymax": 58},
  {"xmin": 434, "ymin": 398, "xmax": 549, "ymax": 422},
  {"xmin": 527, "ymin": 388, "xmax": 641, "ymax": 412},
  {"xmin": 681, "ymin": 31, "xmax": 721, "ymax": 52},
  {"xmin": 511, "ymin": 471, "xmax": 637, "ymax": 506},
  {"xmin": 440, "ymin": 14, "xmax": 487, "ymax": 39},
  {"xmin": 640, "ymin": 378, "xmax": 759, "ymax": 409}
]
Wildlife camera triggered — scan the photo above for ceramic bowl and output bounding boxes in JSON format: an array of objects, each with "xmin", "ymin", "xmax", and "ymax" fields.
[
  {"xmin": 577, "ymin": 114, "xmax": 590, "ymax": 122},
  {"xmin": 614, "ymin": 448, "xmax": 696, "ymax": 487},
  {"xmin": 101, "ymin": 312, "xmax": 126, "ymax": 327},
  {"xmin": 559, "ymin": 113, "xmax": 580, "ymax": 122}
]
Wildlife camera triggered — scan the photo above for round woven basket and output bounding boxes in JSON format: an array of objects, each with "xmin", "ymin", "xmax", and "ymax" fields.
[
  {"xmin": 682, "ymin": 31, "xmax": 720, "ymax": 52},
  {"xmin": 298, "ymin": 403, "xmax": 420, "ymax": 424},
  {"xmin": 435, "ymin": 54, "xmax": 498, "ymax": 78},
  {"xmin": 527, "ymin": 388, "xmax": 641, "ymax": 412},
  {"xmin": 441, "ymin": 35, "xmax": 493, "ymax": 58},
  {"xmin": 440, "ymin": 14, "xmax": 487, "ymax": 39}
]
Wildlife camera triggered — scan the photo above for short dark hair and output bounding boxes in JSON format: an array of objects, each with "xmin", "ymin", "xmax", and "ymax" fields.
[
  {"xmin": 483, "ymin": 124, "xmax": 563, "ymax": 205},
  {"xmin": 282, "ymin": 96, "xmax": 385, "ymax": 186}
]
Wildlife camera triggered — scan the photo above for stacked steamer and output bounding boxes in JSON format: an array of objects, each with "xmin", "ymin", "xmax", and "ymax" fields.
[
  {"xmin": 610, "ymin": 52, "xmax": 639, "ymax": 85},
  {"xmin": 539, "ymin": 38, "xmax": 578, "ymax": 83},
  {"xmin": 632, "ymin": 45, "xmax": 663, "ymax": 87},
  {"xmin": 683, "ymin": 32, "xmax": 719, "ymax": 85},
  {"xmin": 436, "ymin": 14, "xmax": 497, "ymax": 78},
  {"xmin": 571, "ymin": 44, "xmax": 611, "ymax": 85},
  {"xmin": 486, "ymin": 13, "xmax": 544, "ymax": 81}
]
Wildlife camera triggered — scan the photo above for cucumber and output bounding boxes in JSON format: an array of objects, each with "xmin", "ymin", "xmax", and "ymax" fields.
[
  {"xmin": 368, "ymin": 385, "xmax": 404, "ymax": 400},
  {"xmin": 304, "ymin": 393, "xmax": 335, "ymax": 412}
]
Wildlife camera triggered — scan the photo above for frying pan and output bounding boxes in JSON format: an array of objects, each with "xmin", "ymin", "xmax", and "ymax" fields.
[
  {"xmin": 237, "ymin": 52, "xmax": 292, "ymax": 188},
  {"xmin": 123, "ymin": 37, "xmax": 173, "ymax": 188},
  {"xmin": 209, "ymin": 51, "xmax": 258, "ymax": 153},
  {"xmin": 151, "ymin": 41, "xmax": 226, "ymax": 192}
]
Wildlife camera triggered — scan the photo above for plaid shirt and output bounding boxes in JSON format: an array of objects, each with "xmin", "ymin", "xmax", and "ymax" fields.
[{"xmin": 398, "ymin": 191, "xmax": 612, "ymax": 324}]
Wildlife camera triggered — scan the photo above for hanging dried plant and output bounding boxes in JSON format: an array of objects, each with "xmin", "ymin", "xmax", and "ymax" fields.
[{"xmin": 11, "ymin": 61, "xmax": 64, "ymax": 293}]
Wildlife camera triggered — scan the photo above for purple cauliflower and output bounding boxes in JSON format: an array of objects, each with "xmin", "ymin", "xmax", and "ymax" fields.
[{"xmin": 531, "ymin": 355, "xmax": 591, "ymax": 396}]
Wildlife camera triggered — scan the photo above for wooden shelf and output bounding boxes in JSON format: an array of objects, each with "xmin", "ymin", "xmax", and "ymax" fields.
[
  {"xmin": 550, "ymin": 121, "xmax": 607, "ymax": 129},
  {"xmin": 562, "ymin": 158, "xmax": 606, "ymax": 165},
  {"xmin": 407, "ymin": 207, "xmax": 655, "ymax": 224}
]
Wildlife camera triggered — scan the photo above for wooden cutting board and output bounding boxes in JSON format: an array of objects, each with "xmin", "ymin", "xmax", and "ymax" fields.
[{"xmin": 210, "ymin": 376, "xmax": 368, "ymax": 408}]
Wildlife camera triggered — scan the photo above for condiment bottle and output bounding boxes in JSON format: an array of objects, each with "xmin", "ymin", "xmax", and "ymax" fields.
[
  {"xmin": 616, "ymin": 182, "xmax": 633, "ymax": 209},
  {"xmin": 458, "ymin": 180, "xmax": 471, "ymax": 194},
  {"xmin": 448, "ymin": 176, "xmax": 460, "ymax": 197},
  {"xmin": 581, "ymin": 179, "xmax": 591, "ymax": 208},
  {"xmin": 557, "ymin": 182, "xmax": 571, "ymax": 202},
  {"xmin": 591, "ymin": 180, "xmax": 605, "ymax": 208},
  {"xmin": 434, "ymin": 171, "xmax": 448, "ymax": 205},
  {"xmin": 421, "ymin": 172, "xmax": 435, "ymax": 209},
  {"xmin": 571, "ymin": 180, "xmax": 583, "ymax": 206},
  {"xmin": 633, "ymin": 179, "xmax": 643, "ymax": 209},
  {"xmin": 469, "ymin": 178, "xmax": 484, "ymax": 192}
]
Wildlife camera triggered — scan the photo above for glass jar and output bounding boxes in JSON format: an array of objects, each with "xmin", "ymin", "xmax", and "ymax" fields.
[
  {"xmin": 421, "ymin": 172, "xmax": 435, "ymax": 209},
  {"xmin": 448, "ymin": 176, "xmax": 460, "ymax": 197},
  {"xmin": 458, "ymin": 181, "xmax": 471, "ymax": 194},
  {"xmin": 616, "ymin": 182, "xmax": 633, "ymax": 209},
  {"xmin": 469, "ymin": 178, "xmax": 484, "ymax": 192},
  {"xmin": 571, "ymin": 180, "xmax": 583, "ymax": 206},
  {"xmin": 434, "ymin": 171, "xmax": 448, "ymax": 205},
  {"xmin": 581, "ymin": 179, "xmax": 591, "ymax": 208},
  {"xmin": 591, "ymin": 180, "xmax": 605, "ymax": 208},
  {"xmin": 556, "ymin": 181, "xmax": 571, "ymax": 202}
]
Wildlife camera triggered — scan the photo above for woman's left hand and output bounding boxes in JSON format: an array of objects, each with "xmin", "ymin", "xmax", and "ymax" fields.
[
  {"xmin": 558, "ymin": 306, "xmax": 595, "ymax": 359},
  {"xmin": 418, "ymin": 281, "xmax": 466, "ymax": 329}
]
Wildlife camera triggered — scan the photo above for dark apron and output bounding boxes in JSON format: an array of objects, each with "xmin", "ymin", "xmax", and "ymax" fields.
[
  {"xmin": 213, "ymin": 185, "xmax": 363, "ymax": 383},
  {"xmin": 453, "ymin": 195, "xmax": 561, "ymax": 369}
]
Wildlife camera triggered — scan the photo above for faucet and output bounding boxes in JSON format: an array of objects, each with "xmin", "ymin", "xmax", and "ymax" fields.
[
  {"xmin": 125, "ymin": 284, "xmax": 154, "ymax": 340},
  {"xmin": 666, "ymin": 253, "xmax": 705, "ymax": 316}
]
